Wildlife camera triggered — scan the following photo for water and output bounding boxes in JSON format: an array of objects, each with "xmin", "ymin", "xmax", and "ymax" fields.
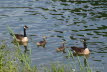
[{"xmin": 0, "ymin": 0, "xmax": 107, "ymax": 72}]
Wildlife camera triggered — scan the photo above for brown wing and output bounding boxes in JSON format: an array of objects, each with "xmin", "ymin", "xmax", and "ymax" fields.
[
  {"xmin": 58, "ymin": 46, "xmax": 64, "ymax": 49},
  {"xmin": 71, "ymin": 46, "xmax": 85, "ymax": 53},
  {"xmin": 15, "ymin": 34, "xmax": 24, "ymax": 40}
]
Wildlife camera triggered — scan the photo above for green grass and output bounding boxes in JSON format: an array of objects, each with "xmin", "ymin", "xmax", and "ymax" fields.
[
  {"xmin": 0, "ymin": 40, "xmax": 37, "ymax": 72},
  {"xmin": 0, "ymin": 26, "xmax": 92, "ymax": 72}
]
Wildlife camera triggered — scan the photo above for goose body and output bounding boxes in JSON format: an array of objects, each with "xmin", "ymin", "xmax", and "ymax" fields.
[
  {"xmin": 56, "ymin": 46, "xmax": 65, "ymax": 52},
  {"xmin": 36, "ymin": 41, "xmax": 46, "ymax": 46},
  {"xmin": 15, "ymin": 34, "xmax": 28, "ymax": 42},
  {"xmin": 71, "ymin": 46, "xmax": 90, "ymax": 55},
  {"xmin": 71, "ymin": 39, "xmax": 90, "ymax": 55}
]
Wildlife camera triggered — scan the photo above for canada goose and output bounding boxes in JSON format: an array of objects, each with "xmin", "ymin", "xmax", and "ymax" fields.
[
  {"xmin": 56, "ymin": 41, "xmax": 66, "ymax": 53},
  {"xmin": 36, "ymin": 36, "xmax": 47, "ymax": 48},
  {"xmin": 71, "ymin": 39, "xmax": 90, "ymax": 55},
  {"xmin": 12, "ymin": 25, "xmax": 28, "ymax": 42}
]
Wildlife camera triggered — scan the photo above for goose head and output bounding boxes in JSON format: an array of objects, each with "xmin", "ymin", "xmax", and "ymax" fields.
[{"xmin": 24, "ymin": 25, "xmax": 28, "ymax": 29}]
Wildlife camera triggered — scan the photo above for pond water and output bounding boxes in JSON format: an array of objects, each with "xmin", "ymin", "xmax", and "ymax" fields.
[{"xmin": 0, "ymin": 0, "xmax": 107, "ymax": 72}]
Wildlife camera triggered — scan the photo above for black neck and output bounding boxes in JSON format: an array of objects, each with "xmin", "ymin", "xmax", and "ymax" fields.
[
  {"xmin": 83, "ymin": 41, "xmax": 87, "ymax": 48},
  {"xmin": 24, "ymin": 28, "xmax": 27, "ymax": 37}
]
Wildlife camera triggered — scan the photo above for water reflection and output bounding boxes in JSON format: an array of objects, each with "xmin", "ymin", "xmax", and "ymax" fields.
[
  {"xmin": 24, "ymin": 46, "xmax": 29, "ymax": 53},
  {"xmin": 12, "ymin": 40, "xmax": 29, "ymax": 51}
]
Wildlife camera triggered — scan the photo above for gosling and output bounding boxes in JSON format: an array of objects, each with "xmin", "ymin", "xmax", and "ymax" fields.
[{"xmin": 36, "ymin": 36, "xmax": 47, "ymax": 48}]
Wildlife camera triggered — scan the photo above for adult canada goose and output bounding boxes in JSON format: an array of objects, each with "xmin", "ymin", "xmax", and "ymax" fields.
[
  {"xmin": 36, "ymin": 36, "xmax": 47, "ymax": 48},
  {"xmin": 12, "ymin": 25, "xmax": 28, "ymax": 42},
  {"xmin": 56, "ymin": 42, "xmax": 66, "ymax": 53},
  {"xmin": 71, "ymin": 39, "xmax": 90, "ymax": 55}
]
